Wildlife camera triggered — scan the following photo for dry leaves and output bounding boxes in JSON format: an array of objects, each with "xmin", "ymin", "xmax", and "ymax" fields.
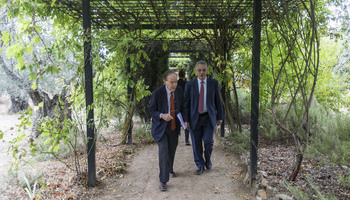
[{"xmin": 258, "ymin": 136, "xmax": 350, "ymax": 200}]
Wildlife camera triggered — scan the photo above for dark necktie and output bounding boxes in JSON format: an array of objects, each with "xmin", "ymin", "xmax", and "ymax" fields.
[
  {"xmin": 198, "ymin": 81, "xmax": 204, "ymax": 113},
  {"xmin": 170, "ymin": 92, "xmax": 176, "ymax": 130}
]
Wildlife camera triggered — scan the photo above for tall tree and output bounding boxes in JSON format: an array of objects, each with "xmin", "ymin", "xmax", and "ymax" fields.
[
  {"xmin": 261, "ymin": 0, "xmax": 325, "ymax": 180},
  {"xmin": 0, "ymin": 2, "xmax": 77, "ymax": 135}
]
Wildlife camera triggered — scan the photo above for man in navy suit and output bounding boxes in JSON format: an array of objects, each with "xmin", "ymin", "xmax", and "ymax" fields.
[
  {"xmin": 184, "ymin": 60, "xmax": 224, "ymax": 175},
  {"xmin": 150, "ymin": 70, "xmax": 185, "ymax": 191},
  {"xmin": 177, "ymin": 69, "xmax": 191, "ymax": 146}
]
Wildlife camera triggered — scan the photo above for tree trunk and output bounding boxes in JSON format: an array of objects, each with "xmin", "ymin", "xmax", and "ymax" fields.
[
  {"xmin": 1, "ymin": 54, "xmax": 71, "ymax": 136},
  {"xmin": 9, "ymin": 96, "xmax": 29, "ymax": 113},
  {"xmin": 232, "ymin": 81, "xmax": 242, "ymax": 133},
  {"xmin": 122, "ymin": 103, "xmax": 136, "ymax": 144},
  {"xmin": 288, "ymin": 153, "xmax": 303, "ymax": 181},
  {"xmin": 221, "ymin": 85, "xmax": 242, "ymax": 133},
  {"xmin": 29, "ymin": 90, "xmax": 71, "ymax": 137}
]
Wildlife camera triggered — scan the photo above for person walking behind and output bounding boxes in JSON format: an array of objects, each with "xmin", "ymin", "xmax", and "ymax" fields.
[
  {"xmin": 149, "ymin": 70, "xmax": 185, "ymax": 191},
  {"xmin": 177, "ymin": 68, "xmax": 191, "ymax": 146},
  {"xmin": 184, "ymin": 60, "xmax": 224, "ymax": 175}
]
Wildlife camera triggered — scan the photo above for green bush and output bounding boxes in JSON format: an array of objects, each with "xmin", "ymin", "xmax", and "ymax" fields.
[
  {"xmin": 338, "ymin": 169, "xmax": 350, "ymax": 188},
  {"xmin": 23, "ymin": 175, "xmax": 46, "ymax": 200},
  {"xmin": 284, "ymin": 179, "xmax": 308, "ymax": 200},
  {"xmin": 306, "ymin": 106, "xmax": 350, "ymax": 188},
  {"xmin": 133, "ymin": 122, "xmax": 153, "ymax": 144},
  {"xmin": 284, "ymin": 179, "xmax": 338, "ymax": 200},
  {"xmin": 306, "ymin": 108, "xmax": 350, "ymax": 166},
  {"xmin": 259, "ymin": 111, "xmax": 280, "ymax": 140},
  {"xmin": 259, "ymin": 105, "xmax": 303, "ymax": 140},
  {"xmin": 257, "ymin": 101, "xmax": 350, "ymax": 188},
  {"xmin": 222, "ymin": 130, "xmax": 249, "ymax": 154}
]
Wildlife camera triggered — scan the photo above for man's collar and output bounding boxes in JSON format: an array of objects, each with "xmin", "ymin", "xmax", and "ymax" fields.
[
  {"xmin": 165, "ymin": 85, "xmax": 171, "ymax": 94},
  {"xmin": 197, "ymin": 77, "xmax": 207, "ymax": 83}
]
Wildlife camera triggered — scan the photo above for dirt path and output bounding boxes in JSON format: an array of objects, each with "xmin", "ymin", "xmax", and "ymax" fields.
[
  {"xmin": 0, "ymin": 97, "xmax": 250, "ymax": 199},
  {"xmin": 90, "ymin": 133, "xmax": 250, "ymax": 200},
  {"xmin": 0, "ymin": 100, "xmax": 21, "ymax": 195}
]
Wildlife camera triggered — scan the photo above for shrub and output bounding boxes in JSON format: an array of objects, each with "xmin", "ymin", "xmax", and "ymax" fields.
[
  {"xmin": 284, "ymin": 179, "xmax": 338, "ymax": 200},
  {"xmin": 222, "ymin": 129, "xmax": 249, "ymax": 154},
  {"xmin": 338, "ymin": 169, "xmax": 350, "ymax": 188},
  {"xmin": 306, "ymin": 106, "xmax": 350, "ymax": 188},
  {"xmin": 132, "ymin": 121, "xmax": 153, "ymax": 144},
  {"xmin": 306, "ymin": 108, "xmax": 350, "ymax": 166}
]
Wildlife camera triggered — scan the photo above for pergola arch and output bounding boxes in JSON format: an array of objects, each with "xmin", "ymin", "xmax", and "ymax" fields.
[{"xmin": 41, "ymin": 0, "xmax": 277, "ymax": 188}]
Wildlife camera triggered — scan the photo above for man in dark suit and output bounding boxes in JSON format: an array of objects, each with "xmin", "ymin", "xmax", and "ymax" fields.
[
  {"xmin": 150, "ymin": 70, "xmax": 185, "ymax": 191},
  {"xmin": 177, "ymin": 69, "xmax": 191, "ymax": 146},
  {"xmin": 184, "ymin": 60, "xmax": 224, "ymax": 175}
]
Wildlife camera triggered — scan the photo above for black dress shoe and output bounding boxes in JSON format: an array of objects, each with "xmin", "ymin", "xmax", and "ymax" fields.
[
  {"xmin": 159, "ymin": 182, "xmax": 167, "ymax": 191},
  {"xmin": 169, "ymin": 172, "xmax": 177, "ymax": 178},
  {"xmin": 206, "ymin": 161, "xmax": 212, "ymax": 170},
  {"xmin": 196, "ymin": 167, "xmax": 204, "ymax": 175},
  {"xmin": 185, "ymin": 141, "xmax": 191, "ymax": 146}
]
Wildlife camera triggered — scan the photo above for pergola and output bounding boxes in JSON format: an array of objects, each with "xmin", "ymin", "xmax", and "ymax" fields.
[{"xmin": 45, "ymin": 0, "xmax": 263, "ymax": 188}]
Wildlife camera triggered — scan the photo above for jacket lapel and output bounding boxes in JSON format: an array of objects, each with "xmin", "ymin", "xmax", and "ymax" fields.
[
  {"xmin": 194, "ymin": 79, "xmax": 199, "ymax": 103},
  {"xmin": 206, "ymin": 78, "xmax": 211, "ymax": 105},
  {"xmin": 161, "ymin": 85, "xmax": 168, "ymax": 113},
  {"xmin": 174, "ymin": 88, "xmax": 178, "ymax": 114}
]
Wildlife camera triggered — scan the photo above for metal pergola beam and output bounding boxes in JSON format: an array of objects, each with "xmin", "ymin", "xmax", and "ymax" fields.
[
  {"xmin": 77, "ymin": 0, "xmax": 264, "ymax": 188},
  {"xmin": 49, "ymin": 0, "xmax": 253, "ymax": 30},
  {"xmin": 250, "ymin": 0, "xmax": 261, "ymax": 186},
  {"xmin": 107, "ymin": 23, "xmax": 240, "ymax": 30},
  {"xmin": 82, "ymin": 0, "xmax": 96, "ymax": 187}
]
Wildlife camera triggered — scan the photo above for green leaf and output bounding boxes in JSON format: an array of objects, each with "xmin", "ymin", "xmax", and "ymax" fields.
[
  {"xmin": 0, "ymin": 130, "xmax": 3, "ymax": 139},
  {"xmin": 38, "ymin": 102, "xmax": 44, "ymax": 108},
  {"xmin": 31, "ymin": 82, "xmax": 37, "ymax": 90},
  {"xmin": 1, "ymin": 31, "xmax": 10, "ymax": 46},
  {"xmin": 32, "ymin": 36, "xmax": 41, "ymax": 44},
  {"xmin": 53, "ymin": 145, "xmax": 60, "ymax": 152},
  {"xmin": 29, "ymin": 72, "xmax": 36, "ymax": 81},
  {"xmin": 25, "ymin": 45, "xmax": 33, "ymax": 54},
  {"xmin": 51, "ymin": 0, "xmax": 57, "ymax": 7},
  {"xmin": 16, "ymin": 61, "xmax": 26, "ymax": 71},
  {"xmin": 6, "ymin": 43, "xmax": 24, "ymax": 59},
  {"xmin": 44, "ymin": 137, "xmax": 52, "ymax": 144}
]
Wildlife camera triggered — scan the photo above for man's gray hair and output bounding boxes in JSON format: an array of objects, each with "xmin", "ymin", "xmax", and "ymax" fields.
[
  {"xmin": 163, "ymin": 70, "xmax": 177, "ymax": 81},
  {"xmin": 195, "ymin": 60, "xmax": 208, "ymax": 68}
]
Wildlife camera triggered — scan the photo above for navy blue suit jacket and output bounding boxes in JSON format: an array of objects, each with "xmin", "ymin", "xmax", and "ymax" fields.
[
  {"xmin": 150, "ymin": 85, "xmax": 184, "ymax": 142},
  {"xmin": 184, "ymin": 77, "xmax": 224, "ymax": 130}
]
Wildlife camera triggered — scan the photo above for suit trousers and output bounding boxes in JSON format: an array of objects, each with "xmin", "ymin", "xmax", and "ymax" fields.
[
  {"xmin": 157, "ymin": 124, "xmax": 179, "ymax": 183},
  {"xmin": 185, "ymin": 129, "xmax": 190, "ymax": 142},
  {"xmin": 190, "ymin": 112, "xmax": 214, "ymax": 168}
]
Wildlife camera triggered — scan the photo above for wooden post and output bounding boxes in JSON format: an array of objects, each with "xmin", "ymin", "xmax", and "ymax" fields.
[{"xmin": 82, "ymin": 0, "xmax": 96, "ymax": 187}]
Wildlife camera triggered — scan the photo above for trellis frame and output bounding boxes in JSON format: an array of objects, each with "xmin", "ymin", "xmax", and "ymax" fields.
[{"xmin": 44, "ymin": 0, "xmax": 263, "ymax": 188}]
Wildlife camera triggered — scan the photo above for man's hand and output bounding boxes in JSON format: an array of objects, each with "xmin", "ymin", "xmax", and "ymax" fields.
[
  {"xmin": 185, "ymin": 122, "xmax": 190, "ymax": 130},
  {"xmin": 161, "ymin": 113, "xmax": 173, "ymax": 122},
  {"xmin": 216, "ymin": 120, "xmax": 223, "ymax": 125}
]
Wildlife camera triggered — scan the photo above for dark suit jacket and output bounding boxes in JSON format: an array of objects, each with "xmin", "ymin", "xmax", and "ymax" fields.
[
  {"xmin": 150, "ymin": 85, "xmax": 184, "ymax": 142},
  {"xmin": 184, "ymin": 77, "xmax": 224, "ymax": 130},
  {"xmin": 177, "ymin": 78, "xmax": 187, "ymax": 92}
]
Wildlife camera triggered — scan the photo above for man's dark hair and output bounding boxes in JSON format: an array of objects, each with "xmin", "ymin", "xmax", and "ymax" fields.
[
  {"xmin": 163, "ymin": 70, "xmax": 177, "ymax": 81},
  {"xmin": 178, "ymin": 69, "xmax": 186, "ymax": 78}
]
